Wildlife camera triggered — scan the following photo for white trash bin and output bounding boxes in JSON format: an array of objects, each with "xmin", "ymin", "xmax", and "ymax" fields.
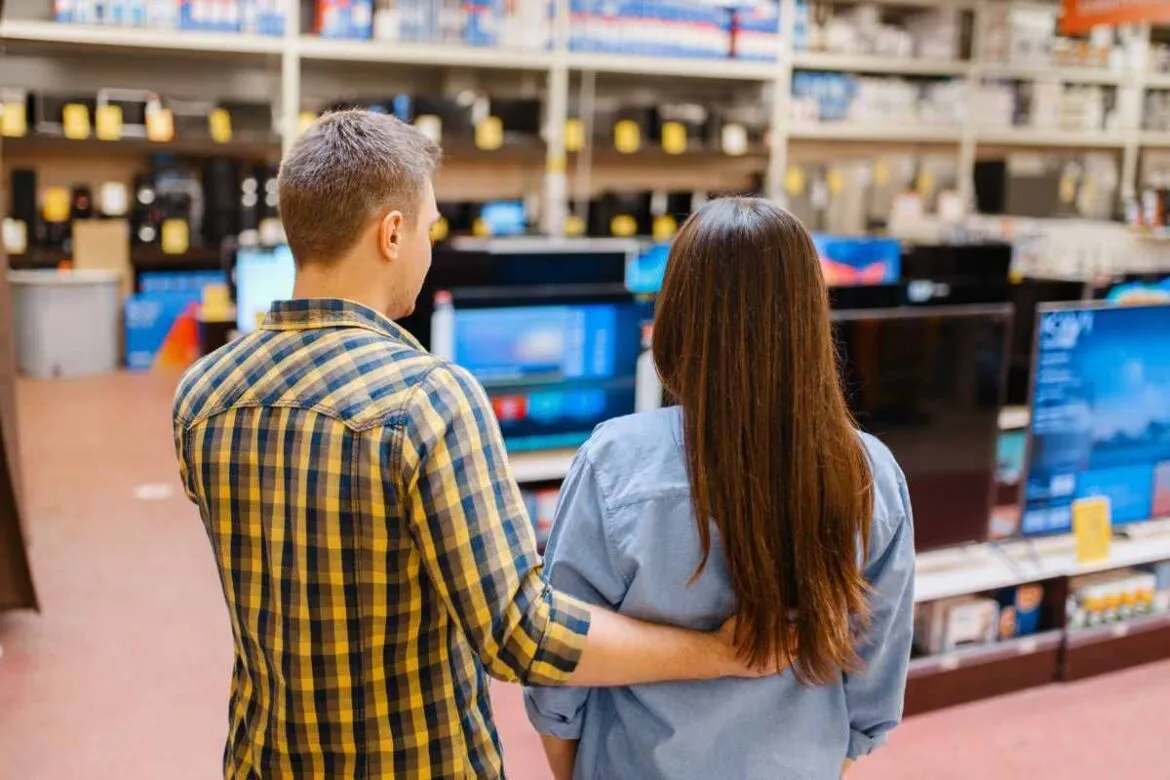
[{"xmin": 8, "ymin": 269, "xmax": 122, "ymax": 379}]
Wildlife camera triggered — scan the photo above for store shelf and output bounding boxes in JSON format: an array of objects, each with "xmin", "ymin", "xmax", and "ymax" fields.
[
  {"xmin": 297, "ymin": 36, "xmax": 554, "ymax": 70},
  {"xmin": 1144, "ymin": 72, "xmax": 1170, "ymax": 89},
  {"xmin": 508, "ymin": 449, "xmax": 576, "ymax": 484},
  {"xmin": 0, "ymin": 19, "xmax": 283, "ymax": 56},
  {"xmin": 908, "ymin": 630, "xmax": 1062, "ymax": 679},
  {"xmin": 904, "ymin": 631, "xmax": 1062, "ymax": 716},
  {"xmin": 793, "ymin": 52, "xmax": 969, "ymax": 77},
  {"xmin": 567, "ymin": 52, "xmax": 776, "ymax": 81},
  {"xmin": 1063, "ymin": 612, "xmax": 1170, "ymax": 681},
  {"xmin": 788, "ymin": 123, "xmax": 962, "ymax": 143},
  {"xmin": 1139, "ymin": 131, "xmax": 1170, "ymax": 148},
  {"xmin": 975, "ymin": 127, "xmax": 1127, "ymax": 148},
  {"xmin": 978, "ymin": 62, "xmax": 1128, "ymax": 85},
  {"xmin": 1, "ymin": 133, "xmax": 281, "ymax": 158}
]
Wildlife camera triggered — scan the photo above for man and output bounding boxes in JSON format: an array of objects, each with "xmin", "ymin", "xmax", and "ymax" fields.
[{"xmin": 174, "ymin": 110, "xmax": 770, "ymax": 778}]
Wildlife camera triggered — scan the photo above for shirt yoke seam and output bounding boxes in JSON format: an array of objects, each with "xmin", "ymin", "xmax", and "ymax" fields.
[{"xmin": 181, "ymin": 398, "xmax": 411, "ymax": 433}]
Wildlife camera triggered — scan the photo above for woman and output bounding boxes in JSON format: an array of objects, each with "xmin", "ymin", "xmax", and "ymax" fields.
[{"xmin": 524, "ymin": 197, "xmax": 914, "ymax": 779}]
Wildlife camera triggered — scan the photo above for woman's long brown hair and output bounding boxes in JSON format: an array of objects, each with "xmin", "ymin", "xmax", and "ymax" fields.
[{"xmin": 653, "ymin": 197, "xmax": 873, "ymax": 685}]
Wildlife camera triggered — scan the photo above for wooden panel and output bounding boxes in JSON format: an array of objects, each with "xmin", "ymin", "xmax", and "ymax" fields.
[
  {"xmin": 0, "ymin": 241, "xmax": 40, "ymax": 611},
  {"xmin": 1062, "ymin": 615, "xmax": 1170, "ymax": 682},
  {"xmin": 905, "ymin": 643, "xmax": 1061, "ymax": 716}
]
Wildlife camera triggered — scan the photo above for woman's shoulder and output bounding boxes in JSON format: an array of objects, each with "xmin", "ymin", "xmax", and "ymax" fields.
[
  {"xmin": 578, "ymin": 407, "xmax": 690, "ymax": 509},
  {"xmin": 856, "ymin": 431, "xmax": 913, "ymax": 537}
]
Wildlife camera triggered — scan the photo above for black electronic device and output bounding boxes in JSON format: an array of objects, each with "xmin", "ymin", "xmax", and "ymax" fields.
[
  {"xmin": 217, "ymin": 100, "xmax": 276, "ymax": 140},
  {"xmin": 489, "ymin": 98, "xmax": 543, "ymax": 139},
  {"xmin": 653, "ymin": 102, "xmax": 711, "ymax": 152},
  {"xmin": 832, "ymin": 303, "xmax": 1013, "ymax": 551},
  {"xmin": 8, "ymin": 169, "xmax": 39, "ymax": 251},
  {"xmin": 589, "ymin": 192, "xmax": 653, "ymax": 238},
  {"xmin": 131, "ymin": 174, "xmax": 162, "ymax": 246},
  {"xmin": 901, "ymin": 242, "xmax": 1013, "ymax": 283},
  {"xmin": 70, "ymin": 186, "xmax": 94, "ymax": 220},
  {"xmin": 1005, "ymin": 278, "xmax": 1087, "ymax": 406},
  {"xmin": 202, "ymin": 158, "xmax": 240, "ymax": 247}
]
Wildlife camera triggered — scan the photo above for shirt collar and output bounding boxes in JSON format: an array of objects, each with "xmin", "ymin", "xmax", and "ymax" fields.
[{"xmin": 260, "ymin": 298, "xmax": 425, "ymax": 351}]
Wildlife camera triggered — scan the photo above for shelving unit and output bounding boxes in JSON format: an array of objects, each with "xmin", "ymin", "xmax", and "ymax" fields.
[{"xmin": 7, "ymin": 2, "xmax": 1170, "ymax": 222}]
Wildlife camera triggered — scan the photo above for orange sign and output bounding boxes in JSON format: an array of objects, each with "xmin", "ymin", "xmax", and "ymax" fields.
[{"xmin": 1061, "ymin": 0, "xmax": 1170, "ymax": 34}]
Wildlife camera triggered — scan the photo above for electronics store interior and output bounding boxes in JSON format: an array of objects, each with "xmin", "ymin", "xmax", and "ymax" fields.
[{"xmin": 3, "ymin": 0, "xmax": 1170, "ymax": 776}]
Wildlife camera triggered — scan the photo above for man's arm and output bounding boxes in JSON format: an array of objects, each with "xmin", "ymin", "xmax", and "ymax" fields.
[
  {"xmin": 540, "ymin": 735, "xmax": 578, "ymax": 780},
  {"xmin": 400, "ymin": 364, "xmax": 755, "ymax": 687}
]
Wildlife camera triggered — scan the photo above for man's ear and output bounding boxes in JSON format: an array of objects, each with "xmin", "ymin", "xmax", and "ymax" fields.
[{"xmin": 380, "ymin": 210, "xmax": 405, "ymax": 262}]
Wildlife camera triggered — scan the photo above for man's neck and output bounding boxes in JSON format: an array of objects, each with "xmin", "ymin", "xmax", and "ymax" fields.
[{"xmin": 292, "ymin": 260, "xmax": 394, "ymax": 317}]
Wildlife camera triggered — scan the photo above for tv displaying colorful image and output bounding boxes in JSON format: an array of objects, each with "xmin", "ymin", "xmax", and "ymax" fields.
[
  {"xmin": 1022, "ymin": 303, "xmax": 1170, "ymax": 536},
  {"xmin": 1095, "ymin": 275, "xmax": 1170, "ymax": 305},
  {"xmin": 814, "ymin": 235, "xmax": 901, "ymax": 287},
  {"xmin": 430, "ymin": 289, "xmax": 654, "ymax": 452},
  {"xmin": 235, "ymin": 245, "xmax": 296, "ymax": 334}
]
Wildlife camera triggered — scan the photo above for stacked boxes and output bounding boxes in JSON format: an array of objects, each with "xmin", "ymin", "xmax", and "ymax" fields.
[
  {"xmin": 55, "ymin": 0, "xmax": 286, "ymax": 34},
  {"xmin": 569, "ymin": 0, "xmax": 733, "ymax": 59},
  {"xmin": 1067, "ymin": 569, "xmax": 1160, "ymax": 629}
]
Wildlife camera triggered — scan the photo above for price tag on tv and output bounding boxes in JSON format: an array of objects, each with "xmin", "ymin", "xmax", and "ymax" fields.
[
  {"xmin": 784, "ymin": 166, "xmax": 805, "ymax": 197},
  {"xmin": 146, "ymin": 107, "xmax": 175, "ymax": 143},
  {"xmin": 610, "ymin": 214, "xmax": 637, "ymax": 237},
  {"xmin": 96, "ymin": 104, "xmax": 124, "ymax": 141},
  {"xmin": 42, "ymin": 187, "xmax": 71, "ymax": 223},
  {"xmin": 475, "ymin": 116, "xmax": 503, "ymax": 151},
  {"xmin": 661, "ymin": 121, "xmax": 687, "ymax": 155},
  {"xmin": 471, "ymin": 217, "xmax": 491, "ymax": 238},
  {"xmin": 563, "ymin": 214, "xmax": 586, "ymax": 237},
  {"xmin": 827, "ymin": 168, "xmax": 845, "ymax": 195},
  {"xmin": 161, "ymin": 219, "xmax": 190, "ymax": 255},
  {"xmin": 63, "ymin": 103, "xmax": 92, "ymax": 140},
  {"xmin": 1, "ymin": 100, "xmax": 28, "ymax": 138},
  {"xmin": 873, "ymin": 160, "xmax": 890, "ymax": 187},
  {"xmin": 298, "ymin": 111, "xmax": 317, "ymax": 135},
  {"xmin": 209, "ymin": 108, "xmax": 233, "ymax": 144},
  {"xmin": 430, "ymin": 216, "xmax": 449, "ymax": 244},
  {"xmin": 1073, "ymin": 496, "xmax": 1112, "ymax": 565},
  {"xmin": 614, "ymin": 120, "xmax": 641, "ymax": 154},
  {"xmin": 564, "ymin": 118, "xmax": 585, "ymax": 153}
]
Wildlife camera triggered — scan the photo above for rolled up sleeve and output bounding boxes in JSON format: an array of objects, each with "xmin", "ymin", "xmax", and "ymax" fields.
[
  {"xmin": 524, "ymin": 448, "xmax": 629, "ymax": 738},
  {"xmin": 401, "ymin": 363, "xmax": 591, "ymax": 686}
]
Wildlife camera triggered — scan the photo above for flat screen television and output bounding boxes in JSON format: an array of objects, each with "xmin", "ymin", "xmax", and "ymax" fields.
[
  {"xmin": 234, "ymin": 245, "xmax": 296, "ymax": 334},
  {"xmin": 832, "ymin": 304, "xmax": 1012, "ymax": 550},
  {"xmin": 1021, "ymin": 302, "xmax": 1170, "ymax": 537},
  {"xmin": 429, "ymin": 285, "xmax": 658, "ymax": 452}
]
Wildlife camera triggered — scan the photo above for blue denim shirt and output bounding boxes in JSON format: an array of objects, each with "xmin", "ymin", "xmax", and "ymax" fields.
[{"xmin": 524, "ymin": 407, "xmax": 915, "ymax": 780}]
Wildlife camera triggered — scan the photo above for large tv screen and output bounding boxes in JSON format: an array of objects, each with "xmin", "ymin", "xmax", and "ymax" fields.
[
  {"xmin": 1022, "ymin": 302, "xmax": 1170, "ymax": 536},
  {"xmin": 832, "ymin": 305, "xmax": 1012, "ymax": 550},
  {"xmin": 430, "ymin": 287, "xmax": 656, "ymax": 452}
]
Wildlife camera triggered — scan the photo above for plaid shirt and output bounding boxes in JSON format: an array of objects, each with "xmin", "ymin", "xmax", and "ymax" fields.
[{"xmin": 173, "ymin": 298, "xmax": 591, "ymax": 779}]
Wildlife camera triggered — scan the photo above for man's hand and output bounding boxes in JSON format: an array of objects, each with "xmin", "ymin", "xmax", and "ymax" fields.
[{"xmin": 707, "ymin": 617, "xmax": 795, "ymax": 679}]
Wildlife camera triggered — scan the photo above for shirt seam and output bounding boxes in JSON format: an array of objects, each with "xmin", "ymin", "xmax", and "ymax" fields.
[{"xmin": 578, "ymin": 446, "xmax": 635, "ymax": 591}]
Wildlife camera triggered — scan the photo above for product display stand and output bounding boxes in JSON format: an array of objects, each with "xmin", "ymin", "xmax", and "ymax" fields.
[{"xmin": 0, "ymin": 209, "xmax": 39, "ymax": 612}]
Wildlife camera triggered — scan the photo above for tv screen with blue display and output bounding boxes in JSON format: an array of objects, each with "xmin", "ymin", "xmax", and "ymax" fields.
[
  {"xmin": 1022, "ymin": 302, "xmax": 1170, "ymax": 536},
  {"xmin": 235, "ymin": 245, "xmax": 296, "ymax": 333},
  {"xmin": 430, "ymin": 289, "xmax": 654, "ymax": 452}
]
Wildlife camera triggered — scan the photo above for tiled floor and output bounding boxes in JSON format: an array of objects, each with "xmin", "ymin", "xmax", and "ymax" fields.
[{"xmin": 2, "ymin": 372, "xmax": 1168, "ymax": 779}]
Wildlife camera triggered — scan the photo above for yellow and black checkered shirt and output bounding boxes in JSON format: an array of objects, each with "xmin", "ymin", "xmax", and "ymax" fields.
[{"xmin": 173, "ymin": 298, "xmax": 591, "ymax": 778}]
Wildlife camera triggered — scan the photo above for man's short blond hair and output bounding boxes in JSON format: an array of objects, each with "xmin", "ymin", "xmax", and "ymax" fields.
[{"xmin": 278, "ymin": 110, "xmax": 441, "ymax": 264}]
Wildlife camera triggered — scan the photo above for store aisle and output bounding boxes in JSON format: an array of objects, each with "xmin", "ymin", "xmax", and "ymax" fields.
[{"xmin": 0, "ymin": 373, "xmax": 1167, "ymax": 779}]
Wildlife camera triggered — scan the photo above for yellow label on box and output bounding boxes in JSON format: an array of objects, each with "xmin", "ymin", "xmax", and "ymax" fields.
[
  {"xmin": 610, "ymin": 214, "xmax": 637, "ymax": 237},
  {"xmin": 784, "ymin": 166, "xmax": 805, "ymax": 197},
  {"xmin": 826, "ymin": 169, "xmax": 845, "ymax": 195},
  {"xmin": 1072, "ymin": 496, "xmax": 1112, "ymax": 565},
  {"xmin": 563, "ymin": 214, "xmax": 586, "ymax": 237},
  {"xmin": 63, "ymin": 103, "xmax": 91, "ymax": 140},
  {"xmin": 201, "ymin": 283, "xmax": 233, "ymax": 320},
  {"xmin": 161, "ymin": 219, "xmax": 190, "ymax": 255},
  {"xmin": 916, "ymin": 170, "xmax": 935, "ymax": 197},
  {"xmin": 209, "ymin": 108, "xmax": 233, "ymax": 144},
  {"xmin": 430, "ymin": 216, "xmax": 449, "ymax": 244},
  {"xmin": 564, "ymin": 118, "xmax": 585, "ymax": 153},
  {"xmin": 96, "ymin": 104, "xmax": 123, "ymax": 141},
  {"xmin": 873, "ymin": 160, "xmax": 890, "ymax": 187},
  {"xmin": 146, "ymin": 107, "xmax": 175, "ymax": 143},
  {"xmin": 472, "ymin": 217, "xmax": 491, "ymax": 238},
  {"xmin": 661, "ymin": 121, "xmax": 687, "ymax": 155},
  {"xmin": 475, "ymin": 116, "xmax": 503, "ymax": 151},
  {"xmin": 652, "ymin": 214, "xmax": 677, "ymax": 242},
  {"xmin": 42, "ymin": 187, "xmax": 71, "ymax": 223},
  {"xmin": 298, "ymin": 111, "xmax": 317, "ymax": 135},
  {"xmin": 614, "ymin": 120, "xmax": 641, "ymax": 154},
  {"xmin": 1, "ymin": 101, "xmax": 28, "ymax": 138}
]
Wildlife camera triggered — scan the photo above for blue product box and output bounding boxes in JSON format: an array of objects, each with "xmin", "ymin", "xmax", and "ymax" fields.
[
  {"xmin": 124, "ymin": 290, "xmax": 202, "ymax": 370},
  {"xmin": 994, "ymin": 584, "xmax": 1044, "ymax": 639},
  {"xmin": 138, "ymin": 270, "xmax": 229, "ymax": 295}
]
